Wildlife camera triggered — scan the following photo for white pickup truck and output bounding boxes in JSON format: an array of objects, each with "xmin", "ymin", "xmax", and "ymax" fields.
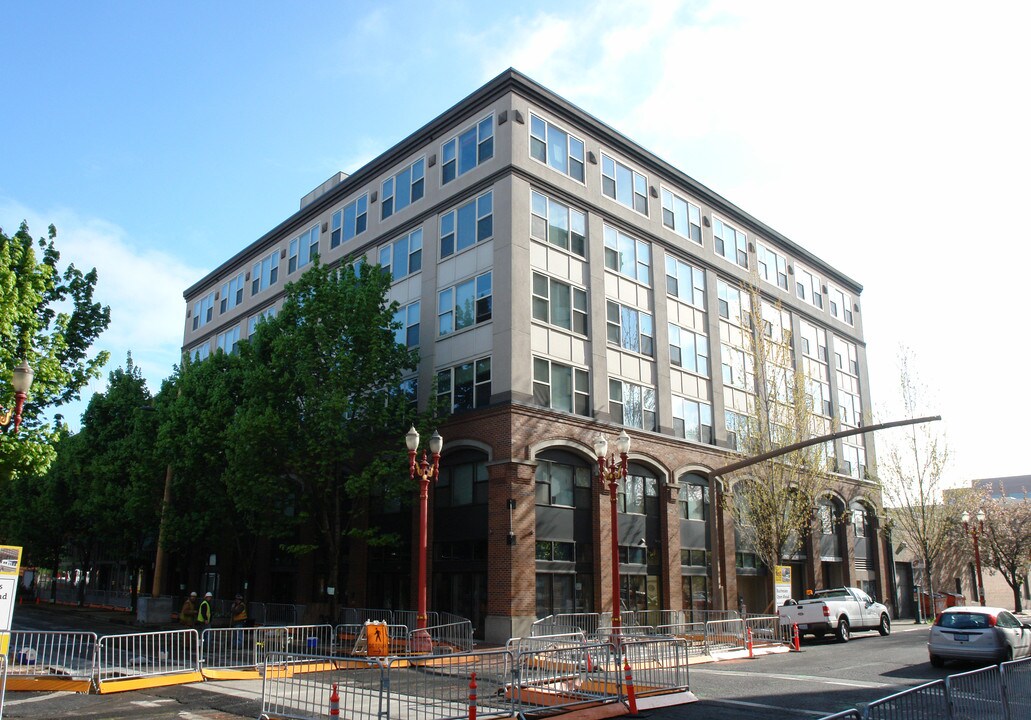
[{"xmin": 778, "ymin": 587, "xmax": 891, "ymax": 642}]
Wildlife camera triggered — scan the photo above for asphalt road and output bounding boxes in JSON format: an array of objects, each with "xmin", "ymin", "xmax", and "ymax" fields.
[{"xmin": 3, "ymin": 604, "xmax": 977, "ymax": 720}]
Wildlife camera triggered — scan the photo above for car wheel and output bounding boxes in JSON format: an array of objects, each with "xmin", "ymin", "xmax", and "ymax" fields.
[
  {"xmin": 878, "ymin": 614, "xmax": 891, "ymax": 636},
  {"xmin": 930, "ymin": 655, "xmax": 945, "ymax": 668},
  {"xmin": 836, "ymin": 618, "xmax": 851, "ymax": 643}
]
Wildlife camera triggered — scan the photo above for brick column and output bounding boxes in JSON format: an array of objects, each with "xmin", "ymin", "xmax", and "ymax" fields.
[
  {"xmin": 484, "ymin": 459, "xmax": 537, "ymax": 644},
  {"xmin": 663, "ymin": 483, "xmax": 682, "ymax": 611}
]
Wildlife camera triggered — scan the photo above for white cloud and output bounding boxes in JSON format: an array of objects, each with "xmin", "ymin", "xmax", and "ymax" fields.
[{"xmin": 1, "ymin": 199, "xmax": 204, "ymax": 423}]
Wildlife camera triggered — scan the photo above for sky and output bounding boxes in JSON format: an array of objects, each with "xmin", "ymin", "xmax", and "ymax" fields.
[{"xmin": 2, "ymin": 0, "xmax": 1029, "ymax": 486}]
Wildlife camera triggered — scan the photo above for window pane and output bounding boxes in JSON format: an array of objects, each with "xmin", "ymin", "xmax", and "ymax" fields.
[{"xmin": 551, "ymin": 364, "xmax": 573, "ymax": 413}]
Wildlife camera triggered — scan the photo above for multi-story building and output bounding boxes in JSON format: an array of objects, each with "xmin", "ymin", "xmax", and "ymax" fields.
[{"xmin": 183, "ymin": 69, "xmax": 887, "ymax": 643}]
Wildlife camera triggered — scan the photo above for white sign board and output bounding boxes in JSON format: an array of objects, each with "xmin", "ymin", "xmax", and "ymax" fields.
[{"xmin": 0, "ymin": 545, "xmax": 22, "ymax": 655}]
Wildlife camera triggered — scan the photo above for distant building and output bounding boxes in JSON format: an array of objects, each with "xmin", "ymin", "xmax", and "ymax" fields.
[{"xmin": 181, "ymin": 69, "xmax": 886, "ymax": 642}]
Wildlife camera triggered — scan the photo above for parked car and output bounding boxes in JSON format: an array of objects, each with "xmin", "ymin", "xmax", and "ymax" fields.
[
  {"xmin": 778, "ymin": 586, "xmax": 891, "ymax": 642},
  {"xmin": 928, "ymin": 606, "xmax": 1031, "ymax": 667}
]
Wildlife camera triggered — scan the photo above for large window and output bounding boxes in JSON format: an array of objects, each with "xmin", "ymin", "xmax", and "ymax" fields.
[
  {"xmin": 330, "ymin": 194, "xmax": 369, "ymax": 249},
  {"xmin": 288, "ymin": 225, "xmax": 320, "ymax": 274},
  {"xmin": 609, "ymin": 379, "xmax": 657, "ymax": 431},
  {"xmin": 251, "ymin": 251, "xmax": 280, "ymax": 296},
  {"xmin": 603, "ymin": 225, "xmax": 650, "ymax": 284},
  {"xmin": 529, "ymin": 114, "xmax": 585, "ymax": 182},
  {"xmin": 756, "ymin": 242, "xmax": 789, "ymax": 291},
  {"xmin": 721, "ymin": 344, "xmax": 753, "ymax": 390},
  {"xmin": 532, "ymin": 273, "xmax": 587, "ymax": 335},
  {"xmin": 666, "ymin": 256, "xmax": 706, "ymax": 307},
  {"xmin": 618, "ymin": 474, "xmax": 656, "ymax": 514},
  {"xmin": 713, "ymin": 216, "xmax": 748, "ymax": 268},
  {"xmin": 393, "ymin": 301, "xmax": 420, "ymax": 348},
  {"xmin": 660, "ymin": 188, "xmax": 701, "ymax": 244},
  {"xmin": 438, "ymin": 272, "xmax": 492, "ymax": 336},
  {"xmin": 437, "ymin": 457, "xmax": 488, "ymax": 507},
  {"xmin": 533, "ymin": 358, "xmax": 589, "ymax": 416},
  {"xmin": 606, "ymin": 301, "xmax": 653, "ymax": 356},
  {"xmin": 378, "ymin": 229, "xmax": 423, "ymax": 281},
  {"xmin": 535, "ymin": 459, "xmax": 590, "ymax": 507},
  {"xmin": 796, "ymin": 263, "xmax": 824, "ymax": 309},
  {"xmin": 678, "ymin": 477, "xmax": 709, "ymax": 520},
  {"xmin": 381, "ymin": 158, "xmax": 425, "ymax": 220},
  {"xmin": 672, "ymin": 396, "xmax": 713, "ymax": 443},
  {"xmin": 668, "ymin": 324, "xmax": 709, "ymax": 375},
  {"xmin": 192, "ymin": 292, "xmax": 214, "ymax": 331},
  {"xmin": 531, "ymin": 190, "xmax": 586, "ymax": 257},
  {"xmin": 437, "ymin": 357, "xmax": 491, "ymax": 412},
  {"xmin": 717, "ymin": 279, "xmax": 749, "ymax": 324},
  {"xmin": 216, "ymin": 325, "xmax": 241, "ymax": 355},
  {"xmin": 442, "ymin": 114, "xmax": 493, "ymax": 184},
  {"xmin": 829, "ymin": 284, "xmax": 854, "ymax": 325},
  {"xmin": 725, "ymin": 410, "xmax": 749, "ymax": 450},
  {"xmin": 220, "ymin": 273, "xmax": 245, "ymax": 314},
  {"xmin": 601, "ymin": 152, "xmax": 648, "ymax": 214},
  {"xmin": 440, "ymin": 191, "xmax": 493, "ymax": 258}
]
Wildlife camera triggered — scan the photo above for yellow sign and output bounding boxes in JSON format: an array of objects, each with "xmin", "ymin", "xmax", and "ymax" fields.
[
  {"xmin": 0, "ymin": 545, "xmax": 23, "ymax": 655},
  {"xmin": 774, "ymin": 564, "xmax": 792, "ymax": 607},
  {"xmin": 366, "ymin": 620, "xmax": 388, "ymax": 657}
]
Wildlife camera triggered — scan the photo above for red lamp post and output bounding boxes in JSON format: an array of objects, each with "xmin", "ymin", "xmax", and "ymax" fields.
[
  {"xmin": 406, "ymin": 426, "xmax": 443, "ymax": 653},
  {"xmin": 961, "ymin": 509, "xmax": 986, "ymax": 606},
  {"xmin": 0, "ymin": 360, "xmax": 34, "ymax": 435},
  {"xmin": 594, "ymin": 430, "xmax": 631, "ymax": 642}
]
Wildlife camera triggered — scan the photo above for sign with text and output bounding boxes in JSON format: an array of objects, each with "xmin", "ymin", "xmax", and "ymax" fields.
[
  {"xmin": 0, "ymin": 545, "xmax": 23, "ymax": 655},
  {"xmin": 774, "ymin": 565, "xmax": 792, "ymax": 607}
]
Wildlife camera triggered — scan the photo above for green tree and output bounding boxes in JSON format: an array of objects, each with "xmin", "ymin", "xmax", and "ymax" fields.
[
  {"xmin": 75, "ymin": 356, "xmax": 162, "ymax": 608},
  {"xmin": 726, "ymin": 281, "xmax": 828, "ymax": 611},
  {"xmin": 0, "ymin": 221, "xmax": 110, "ymax": 481},
  {"xmin": 225, "ymin": 260, "xmax": 438, "ymax": 617}
]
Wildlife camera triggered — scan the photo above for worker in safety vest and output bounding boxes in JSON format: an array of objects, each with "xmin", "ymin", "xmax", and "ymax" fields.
[
  {"xmin": 180, "ymin": 592, "xmax": 198, "ymax": 627},
  {"xmin": 197, "ymin": 591, "xmax": 214, "ymax": 628},
  {"xmin": 231, "ymin": 595, "xmax": 247, "ymax": 627}
]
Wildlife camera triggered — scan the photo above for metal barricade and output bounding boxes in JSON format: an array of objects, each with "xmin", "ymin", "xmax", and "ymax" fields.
[
  {"xmin": 335, "ymin": 624, "xmax": 412, "ymax": 656},
  {"xmin": 863, "ymin": 679, "xmax": 949, "ymax": 720},
  {"xmin": 1002, "ymin": 656, "xmax": 1031, "ymax": 719},
  {"xmin": 596, "ymin": 625, "xmax": 658, "ymax": 641},
  {"xmin": 531, "ymin": 613, "xmax": 609, "ymax": 637},
  {"xmin": 621, "ymin": 637, "xmax": 690, "ymax": 697},
  {"xmin": 261, "ymin": 652, "xmax": 386, "ymax": 720},
  {"xmin": 339, "ymin": 607, "xmax": 393, "ymax": 626},
  {"xmin": 946, "ymin": 664, "xmax": 1007, "ymax": 719},
  {"xmin": 654, "ymin": 622, "xmax": 707, "ymax": 656},
  {"xmin": 515, "ymin": 641, "xmax": 618, "ymax": 715},
  {"xmin": 507, "ymin": 632, "xmax": 587, "ymax": 655},
  {"xmin": 96, "ymin": 629, "xmax": 201, "ymax": 691},
  {"xmin": 816, "ymin": 710, "xmax": 862, "ymax": 720},
  {"xmin": 260, "ymin": 603, "xmax": 302, "ymax": 626},
  {"xmin": 744, "ymin": 615, "xmax": 783, "ymax": 646},
  {"xmin": 3, "ymin": 631, "xmax": 97, "ymax": 691},
  {"xmin": 390, "ymin": 649, "xmax": 515, "ymax": 720},
  {"xmin": 423, "ymin": 620, "xmax": 474, "ymax": 654},
  {"xmin": 393, "ymin": 610, "xmax": 440, "ymax": 631},
  {"xmin": 202, "ymin": 625, "xmax": 335, "ymax": 671},
  {"xmin": 1, "ymin": 653, "xmax": 7, "ymax": 720},
  {"xmin": 704, "ymin": 619, "xmax": 746, "ymax": 653}
]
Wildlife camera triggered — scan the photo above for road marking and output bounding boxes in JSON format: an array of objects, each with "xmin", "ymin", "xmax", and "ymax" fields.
[
  {"xmin": 706, "ymin": 698, "xmax": 832, "ymax": 716},
  {"xmin": 691, "ymin": 667, "xmax": 890, "ymax": 688},
  {"xmin": 132, "ymin": 698, "xmax": 177, "ymax": 707}
]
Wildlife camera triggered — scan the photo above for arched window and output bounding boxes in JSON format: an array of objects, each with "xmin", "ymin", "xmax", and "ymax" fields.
[{"xmin": 678, "ymin": 473, "xmax": 709, "ymax": 521}]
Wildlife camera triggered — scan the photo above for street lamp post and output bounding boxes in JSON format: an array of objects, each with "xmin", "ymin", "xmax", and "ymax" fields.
[
  {"xmin": 0, "ymin": 359, "xmax": 34, "ymax": 435},
  {"xmin": 961, "ymin": 509, "xmax": 987, "ymax": 606},
  {"xmin": 406, "ymin": 426, "xmax": 443, "ymax": 653},
  {"xmin": 594, "ymin": 430, "xmax": 631, "ymax": 642}
]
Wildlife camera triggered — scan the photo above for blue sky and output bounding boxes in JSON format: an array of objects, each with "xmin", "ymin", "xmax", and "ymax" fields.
[{"xmin": 3, "ymin": 1, "xmax": 1029, "ymax": 484}]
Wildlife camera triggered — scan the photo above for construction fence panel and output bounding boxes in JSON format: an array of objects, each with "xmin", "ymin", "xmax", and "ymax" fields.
[
  {"xmin": 816, "ymin": 711, "xmax": 862, "ymax": 720},
  {"xmin": 654, "ymin": 623, "xmax": 707, "ymax": 657},
  {"xmin": 201, "ymin": 625, "xmax": 335, "ymax": 671},
  {"xmin": 388, "ymin": 649, "xmax": 515, "ymax": 720},
  {"xmin": 621, "ymin": 637, "xmax": 690, "ymax": 697},
  {"xmin": 507, "ymin": 632, "xmax": 587, "ymax": 655},
  {"xmin": 424, "ymin": 620, "xmax": 474, "ymax": 654},
  {"xmin": 744, "ymin": 615, "xmax": 783, "ymax": 646},
  {"xmin": 3, "ymin": 630, "xmax": 97, "ymax": 689},
  {"xmin": 946, "ymin": 664, "xmax": 1006, "ymax": 720},
  {"xmin": 261, "ymin": 653, "xmax": 385, "ymax": 720},
  {"xmin": 531, "ymin": 613, "xmax": 609, "ymax": 637},
  {"xmin": 862, "ymin": 679, "xmax": 950, "ymax": 720},
  {"xmin": 393, "ymin": 610, "xmax": 440, "ymax": 632},
  {"xmin": 339, "ymin": 608, "xmax": 393, "ymax": 626},
  {"xmin": 516, "ymin": 641, "xmax": 619, "ymax": 716},
  {"xmin": 336, "ymin": 624, "xmax": 412, "ymax": 657},
  {"xmin": 1003, "ymin": 656, "xmax": 1031, "ymax": 719},
  {"xmin": 704, "ymin": 619, "xmax": 746, "ymax": 654},
  {"xmin": 96, "ymin": 629, "xmax": 202, "ymax": 692}
]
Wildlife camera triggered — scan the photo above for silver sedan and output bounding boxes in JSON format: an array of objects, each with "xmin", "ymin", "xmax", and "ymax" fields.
[{"xmin": 928, "ymin": 606, "xmax": 1031, "ymax": 667}]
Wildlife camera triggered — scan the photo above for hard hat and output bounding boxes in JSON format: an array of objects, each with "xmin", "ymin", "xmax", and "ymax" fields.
[
  {"xmin": 190, "ymin": 592, "xmax": 197, "ymax": 597},
  {"xmin": 204, "ymin": 592, "xmax": 213, "ymax": 598}
]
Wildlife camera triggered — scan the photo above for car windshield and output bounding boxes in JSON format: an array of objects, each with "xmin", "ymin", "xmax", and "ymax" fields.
[
  {"xmin": 812, "ymin": 589, "xmax": 850, "ymax": 599},
  {"xmin": 938, "ymin": 612, "xmax": 991, "ymax": 629}
]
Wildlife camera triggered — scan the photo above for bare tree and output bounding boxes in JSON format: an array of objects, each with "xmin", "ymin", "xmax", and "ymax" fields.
[
  {"xmin": 979, "ymin": 490, "xmax": 1031, "ymax": 612},
  {"xmin": 728, "ymin": 281, "xmax": 829, "ymax": 611},
  {"xmin": 879, "ymin": 347, "xmax": 950, "ymax": 615}
]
